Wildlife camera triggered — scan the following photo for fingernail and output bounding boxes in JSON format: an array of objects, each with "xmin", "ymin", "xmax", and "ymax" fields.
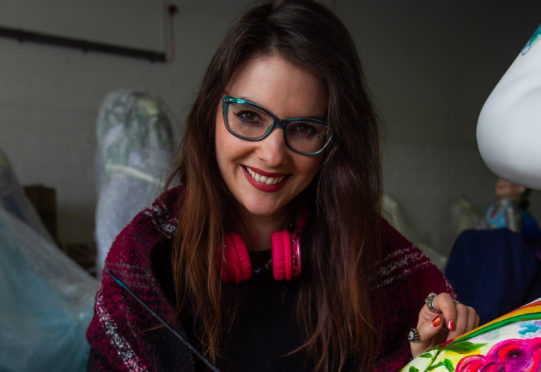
[
  {"xmin": 448, "ymin": 320, "xmax": 455, "ymax": 331},
  {"xmin": 432, "ymin": 315, "xmax": 441, "ymax": 327}
]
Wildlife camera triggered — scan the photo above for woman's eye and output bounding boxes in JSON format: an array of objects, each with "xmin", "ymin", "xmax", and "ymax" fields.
[
  {"xmin": 235, "ymin": 110, "xmax": 260, "ymax": 123},
  {"xmin": 291, "ymin": 123, "xmax": 317, "ymax": 137}
]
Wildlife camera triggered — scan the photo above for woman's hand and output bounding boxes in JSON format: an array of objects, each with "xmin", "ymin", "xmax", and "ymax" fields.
[{"xmin": 409, "ymin": 292, "xmax": 479, "ymax": 358}]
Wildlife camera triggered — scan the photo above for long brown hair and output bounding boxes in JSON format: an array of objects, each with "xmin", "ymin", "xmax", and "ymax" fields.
[{"xmin": 169, "ymin": 0, "xmax": 383, "ymax": 370}]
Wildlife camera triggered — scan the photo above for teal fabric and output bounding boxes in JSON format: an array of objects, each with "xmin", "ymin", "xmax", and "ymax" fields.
[
  {"xmin": 0, "ymin": 148, "xmax": 97, "ymax": 372},
  {"xmin": 0, "ymin": 149, "xmax": 53, "ymax": 241},
  {"xmin": 0, "ymin": 210, "xmax": 97, "ymax": 371}
]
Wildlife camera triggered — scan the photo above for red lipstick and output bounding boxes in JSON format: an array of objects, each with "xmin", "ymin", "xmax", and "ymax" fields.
[{"xmin": 242, "ymin": 166, "xmax": 288, "ymax": 192}]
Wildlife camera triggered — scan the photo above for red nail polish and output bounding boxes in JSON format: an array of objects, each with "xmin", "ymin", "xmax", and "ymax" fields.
[
  {"xmin": 448, "ymin": 320, "xmax": 456, "ymax": 331},
  {"xmin": 432, "ymin": 316, "xmax": 441, "ymax": 327}
]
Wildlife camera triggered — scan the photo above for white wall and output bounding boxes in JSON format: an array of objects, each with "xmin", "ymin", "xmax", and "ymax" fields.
[
  {"xmin": 0, "ymin": 0, "xmax": 250, "ymax": 244},
  {"xmin": 0, "ymin": 0, "xmax": 540, "ymax": 255},
  {"xmin": 0, "ymin": 0, "xmax": 163, "ymax": 50}
]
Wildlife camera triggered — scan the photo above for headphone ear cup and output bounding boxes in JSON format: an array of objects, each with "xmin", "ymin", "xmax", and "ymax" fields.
[
  {"xmin": 222, "ymin": 232, "xmax": 252, "ymax": 283},
  {"xmin": 290, "ymin": 232, "xmax": 302, "ymax": 278},
  {"xmin": 271, "ymin": 230, "xmax": 293, "ymax": 281}
]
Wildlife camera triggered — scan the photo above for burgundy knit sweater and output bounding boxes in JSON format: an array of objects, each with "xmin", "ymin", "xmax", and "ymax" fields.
[{"xmin": 86, "ymin": 186, "xmax": 454, "ymax": 371}]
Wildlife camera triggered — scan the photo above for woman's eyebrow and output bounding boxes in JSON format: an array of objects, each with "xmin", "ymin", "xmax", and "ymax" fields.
[{"xmin": 228, "ymin": 93, "xmax": 327, "ymax": 120}]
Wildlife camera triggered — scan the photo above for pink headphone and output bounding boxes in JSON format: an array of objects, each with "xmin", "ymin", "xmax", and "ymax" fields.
[{"xmin": 220, "ymin": 214, "xmax": 307, "ymax": 283}]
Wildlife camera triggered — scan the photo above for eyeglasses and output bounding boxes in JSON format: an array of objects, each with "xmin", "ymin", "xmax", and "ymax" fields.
[{"xmin": 222, "ymin": 96, "xmax": 332, "ymax": 156}]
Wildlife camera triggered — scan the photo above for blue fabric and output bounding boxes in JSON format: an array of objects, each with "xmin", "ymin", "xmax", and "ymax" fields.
[
  {"xmin": 484, "ymin": 203, "xmax": 509, "ymax": 229},
  {"xmin": 445, "ymin": 228, "xmax": 541, "ymax": 325},
  {"xmin": 521, "ymin": 210, "xmax": 541, "ymax": 244}
]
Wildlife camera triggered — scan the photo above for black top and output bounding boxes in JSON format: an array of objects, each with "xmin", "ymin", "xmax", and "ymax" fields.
[{"xmin": 190, "ymin": 250, "xmax": 310, "ymax": 372}]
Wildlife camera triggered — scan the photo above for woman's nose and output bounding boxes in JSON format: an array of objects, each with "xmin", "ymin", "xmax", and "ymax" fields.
[{"xmin": 255, "ymin": 128, "xmax": 288, "ymax": 167}]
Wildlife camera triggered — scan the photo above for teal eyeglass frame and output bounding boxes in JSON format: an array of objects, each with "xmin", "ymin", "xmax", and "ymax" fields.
[{"xmin": 222, "ymin": 96, "xmax": 332, "ymax": 156}]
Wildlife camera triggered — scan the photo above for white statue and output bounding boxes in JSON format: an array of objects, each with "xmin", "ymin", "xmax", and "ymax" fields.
[{"xmin": 477, "ymin": 25, "xmax": 541, "ymax": 189}]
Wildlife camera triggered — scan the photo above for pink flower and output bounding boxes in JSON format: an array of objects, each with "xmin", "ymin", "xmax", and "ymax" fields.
[
  {"xmin": 456, "ymin": 355, "xmax": 489, "ymax": 372},
  {"xmin": 480, "ymin": 363, "xmax": 506, "ymax": 372},
  {"xmin": 485, "ymin": 338, "xmax": 539, "ymax": 371},
  {"xmin": 454, "ymin": 337, "xmax": 541, "ymax": 372}
]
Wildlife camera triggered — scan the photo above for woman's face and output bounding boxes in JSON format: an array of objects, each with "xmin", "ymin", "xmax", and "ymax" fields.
[
  {"xmin": 495, "ymin": 178, "xmax": 525, "ymax": 201},
  {"xmin": 215, "ymin": 54, "xmax": 327, "ymax": 223}
]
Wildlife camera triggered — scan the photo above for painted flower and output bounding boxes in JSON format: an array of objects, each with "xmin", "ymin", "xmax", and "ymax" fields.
[
  {"xmin": 485, "ymin": 338, "xmax": 538, "ymax": 371},
  {"xmin": 456, "ymin": 355, "xmax": 489, "ymax": 372},
  {"xmin": 456, "ymin": 337, "xmax": 541, "ymax": 372},
  {"xmin": 480, "ymin": 363, "xmax": 506, "ymax": 372}
]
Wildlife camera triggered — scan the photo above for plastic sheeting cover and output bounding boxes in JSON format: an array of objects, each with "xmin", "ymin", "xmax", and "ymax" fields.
[
  {"xmin": 95, "ymin": 90, "xmax": 177, "ymax": 277},
  {"xmin": 0, "ymin": 149, "xmax": 54, "ymax": 242},
  {"xmin": 0, "ymin": 148, "xmax": 98, "ymax": 371}
]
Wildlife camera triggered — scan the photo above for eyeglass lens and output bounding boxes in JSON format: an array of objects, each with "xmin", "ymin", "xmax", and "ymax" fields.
[{"xmin": 226, "ymin": 101, "xmax": 330, "ymax": 154}]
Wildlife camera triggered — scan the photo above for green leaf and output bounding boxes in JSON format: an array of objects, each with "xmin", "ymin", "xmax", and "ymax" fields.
[
  {"xmin": 408, "ymin": 367, "xmax": 420, "ymax": 372},
  {"xmin": 443, "ymin": 359, "xmax": 454, "ymax": 371},
  {"xmin": 419, "ymin": 353, "xmax": 432, "ymax": 359},
  {"xmin": 427, "ymin": 361, "xmax": 444, "ymax": 370},
  {"xmin": 444, "ymin": 341, "xmax": 487, "ymax": 354}
]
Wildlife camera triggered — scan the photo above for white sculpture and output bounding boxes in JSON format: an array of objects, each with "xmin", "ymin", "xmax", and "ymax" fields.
[{"xmin": 477, "ymin": 25, "xmax": 541, "ymax": 189}]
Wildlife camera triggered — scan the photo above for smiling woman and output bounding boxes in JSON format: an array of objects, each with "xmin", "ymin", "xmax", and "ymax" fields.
[
  {"xmin": 86, "ymin": 1, "xmax": 477, "ymax": 371},
  {"xmin": 215, "ymin": 55, "xmax": 326, "ymax": 228}
]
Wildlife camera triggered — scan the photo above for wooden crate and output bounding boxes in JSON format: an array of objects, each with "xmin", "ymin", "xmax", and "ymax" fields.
[{"xmin": 23, "ymin": 184, "xmax": 58, "ymax": 243}]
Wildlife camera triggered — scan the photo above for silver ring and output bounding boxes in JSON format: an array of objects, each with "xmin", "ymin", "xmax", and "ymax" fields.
[
  {"xmin": 407, "ymin": 328, "xmax": 421, "ymax": 342},
  {"xmin": 425, "ymin": 292, "xmax": 439, "ymax": 312}
]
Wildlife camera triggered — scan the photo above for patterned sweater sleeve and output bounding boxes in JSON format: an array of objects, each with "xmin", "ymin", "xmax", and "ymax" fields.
[
  {"xmin": 372, "ymin": 220, "xmax": 456, "ymax": 371},
  {"xmin": 86, "ymin": 186, "xmax": 194, "ymax": 372}
]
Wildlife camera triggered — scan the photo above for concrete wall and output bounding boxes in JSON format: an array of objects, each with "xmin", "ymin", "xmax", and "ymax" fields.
[
  {"xmin": 0, "ymin": 0, "xmax": 540, "ymax": 255},
  {"xmin": 334, "ymin": 0, "xmax": 541, "ymax": 254}
]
